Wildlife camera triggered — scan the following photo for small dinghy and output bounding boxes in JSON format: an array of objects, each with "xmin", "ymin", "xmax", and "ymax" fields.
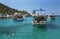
[{"xmin": 13, "ymin": 12, "xmax": 24, "ymax": 21}]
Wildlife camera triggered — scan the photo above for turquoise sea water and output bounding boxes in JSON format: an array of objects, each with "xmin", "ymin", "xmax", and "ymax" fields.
[{"xmin": 0, "ymin": 15, "xmax": 60, "ymax": 39}]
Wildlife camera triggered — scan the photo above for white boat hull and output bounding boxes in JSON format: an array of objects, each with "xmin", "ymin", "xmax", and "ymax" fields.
[
  {"xmin": 16, "ymin": 18, "xmax": 23, "ymax": 21},
  {"xmin": 32, "ymin": 21, "xmax": 46, "ymax": 25}
]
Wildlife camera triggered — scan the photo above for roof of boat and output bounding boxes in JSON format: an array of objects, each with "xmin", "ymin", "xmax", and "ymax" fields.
[{"xmin": 14, "ymin": 12, "xmax": 22, "ymax": 15}]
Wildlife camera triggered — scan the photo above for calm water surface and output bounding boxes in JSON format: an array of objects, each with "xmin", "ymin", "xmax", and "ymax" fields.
[{"xmin": 0, "ymin": 15, "xmax": 60, "ymax": 39}]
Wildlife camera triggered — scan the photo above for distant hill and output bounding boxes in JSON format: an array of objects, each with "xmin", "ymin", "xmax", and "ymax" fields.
[{"xmin": 0, "ymin": 3, "xmax": 31, "ymax": 17}]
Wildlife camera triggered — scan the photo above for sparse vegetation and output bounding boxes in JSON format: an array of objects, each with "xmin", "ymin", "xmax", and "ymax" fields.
[{"xmin": 0, "ymin": 3, "xmax": 31, "ymax": 17}]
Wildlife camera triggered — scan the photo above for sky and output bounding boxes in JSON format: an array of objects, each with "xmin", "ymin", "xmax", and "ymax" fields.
[{"xmin": 0, "ymin": 0, "xmax": 60, "ymax": 15}]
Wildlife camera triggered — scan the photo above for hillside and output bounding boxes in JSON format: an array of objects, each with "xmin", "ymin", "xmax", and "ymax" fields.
[{"xmin": 0, "ymin": 3, "xmax": 31, "ymax": 17}]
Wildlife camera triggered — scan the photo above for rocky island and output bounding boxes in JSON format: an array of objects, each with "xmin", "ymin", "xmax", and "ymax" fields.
[{"xmin": 0, "ymin": 3, "xmax": 31, "ymax": 17}]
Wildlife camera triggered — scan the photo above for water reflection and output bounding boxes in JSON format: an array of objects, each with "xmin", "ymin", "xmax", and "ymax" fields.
[
  {"xmin": 32, "ymin": 25, "xmax": 47, "ymax": 39},
  {"xmin": 47, "ymin": 18, "xmax": 55, "ymax": 23},
  {"xmin": 46, "ymin": 23, "xmax": 59, "ymax": 29},
  {"xmin": 46, "ymin": 18, "xmax": 59, "ymax": 29},
  {"xmin": 33, "ymin": 24, "xmax": 47, "ymax": 30},
  {"xmin": 32, "ymin": 23, "xmax": 58, "ymax": 39}
]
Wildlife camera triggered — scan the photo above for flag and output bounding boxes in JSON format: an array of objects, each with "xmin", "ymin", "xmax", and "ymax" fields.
[{"xmin": 40, "ymin": 8, "xmax": 46, "ymax": 11}]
